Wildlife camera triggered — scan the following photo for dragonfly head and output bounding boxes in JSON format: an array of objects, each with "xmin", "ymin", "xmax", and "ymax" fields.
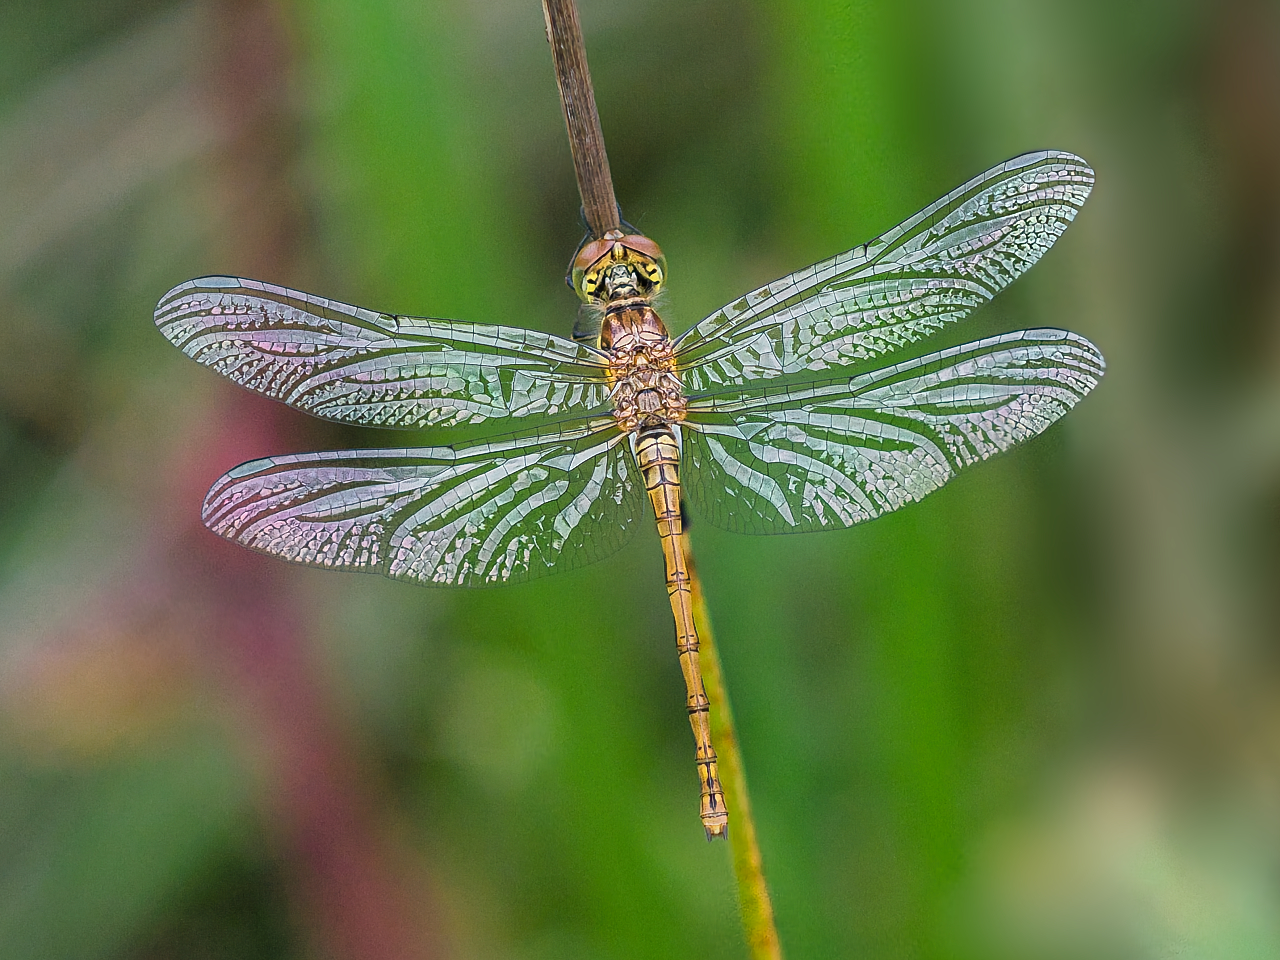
[{"xmin": 570, "ymin": 230, "xmax": 667, "ymax": 303}]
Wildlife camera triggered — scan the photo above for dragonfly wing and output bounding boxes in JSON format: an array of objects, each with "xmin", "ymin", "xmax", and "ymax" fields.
[
  {"xmin": 676, "ymin": 151, "xmax": 1094, "ymax": 390},
  {"xmin": 156, "ymin": 276, "xmax": 612, "ymax": 428},
  {"xmin": 682, "ymin": 329, "xmax": 1103, "ymax": 533},
  {"xmin": 201, "ymin": 420, "xmax": 645, "ymax": 585}
]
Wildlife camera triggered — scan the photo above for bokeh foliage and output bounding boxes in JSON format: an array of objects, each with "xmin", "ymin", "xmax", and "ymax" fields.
[{"xmin": 1, "ymin": 1, "xmax": 1278, "ymax": 958}]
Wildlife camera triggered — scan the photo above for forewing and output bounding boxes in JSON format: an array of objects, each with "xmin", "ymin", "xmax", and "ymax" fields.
[
  {"xmin": 156, "ymin": 276, "xmax": 611, "ymax": 428},
  {"xmin": 681, "ymin": 329, "xmax": 1104, "ymax": 533},
  {"xmin": 676, "ymin": 151, "xmax": 1094, "ymax": 390},
  {"xmin": 201, "ymin": 420, "xmax": 645, "ymax": 585}
]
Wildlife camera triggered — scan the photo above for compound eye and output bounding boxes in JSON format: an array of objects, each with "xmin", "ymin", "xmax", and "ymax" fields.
[
  {"xmin": 622, "ymin": 238, "xmax": 670, "ymax": 293},
  {"xmin": 618, "ymin": 235, "xmax": 667, "ymax": 293},
  {"xmin": 569, "ymin": 236, "xmax": 616, "ymax": 302},
  {"xmin": 572, "ymin": 236, "xmax": 615, "ymax": 275},
  {"xmin": 617, "ymin": 234, "xmax": 663, "ymax": 263}
]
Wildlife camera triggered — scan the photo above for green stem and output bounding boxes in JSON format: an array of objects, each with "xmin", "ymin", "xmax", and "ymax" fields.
[{"xmin": 683, "ymin": 532, "xmax": 784, "ymax": 960}]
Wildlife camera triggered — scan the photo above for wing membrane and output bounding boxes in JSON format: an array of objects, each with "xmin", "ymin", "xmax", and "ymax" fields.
[
  {"xmin": 681, "ymin": 329, "xmax": 1103, "ymax": 533},
  {"xmin": 156, "ymin": 276, "xmax": 612, "ymax": 428},
  {"xmin": 201, "ymin": 420, "xmax": 645, "ymax": 585},
  {"xmin": 676, "ymin": 151, "xmax": 1094, "ymax": 390}
]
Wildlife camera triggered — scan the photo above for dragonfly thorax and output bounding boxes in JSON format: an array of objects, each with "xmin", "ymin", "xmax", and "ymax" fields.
[{"xmin": 603, "ymin": 303, "xmax": 686, "ymax": 433}]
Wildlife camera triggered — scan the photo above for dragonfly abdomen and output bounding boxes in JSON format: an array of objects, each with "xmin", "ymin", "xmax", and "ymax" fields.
[{"xmin": 635, "ymin": 424, "xmax": 728, "ymax": 839}]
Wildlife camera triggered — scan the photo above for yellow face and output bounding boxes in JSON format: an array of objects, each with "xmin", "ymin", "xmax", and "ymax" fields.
[{"xmin": 571, "ymin": 230, "xmax": 667, "ymax": 303}]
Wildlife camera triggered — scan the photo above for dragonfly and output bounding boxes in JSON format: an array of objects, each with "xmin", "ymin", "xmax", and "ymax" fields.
[{"xmin": 156, "ymin": 150, "xmax": 1104, "ymax": 840}]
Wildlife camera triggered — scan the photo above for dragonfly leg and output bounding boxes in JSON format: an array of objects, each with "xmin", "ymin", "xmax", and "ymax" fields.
[{"xmin": 637, "ymin": 427, "xmax": 728, "ymax": 840}]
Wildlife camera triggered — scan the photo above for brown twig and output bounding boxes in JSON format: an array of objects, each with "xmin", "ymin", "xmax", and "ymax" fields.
[
  {"xmin": 541, "ymin": 0, "xmax": 621, "ymax": 237},
  {"xmin": 684, "ymin": 534, "xmax": 784, "ymax": 960}
]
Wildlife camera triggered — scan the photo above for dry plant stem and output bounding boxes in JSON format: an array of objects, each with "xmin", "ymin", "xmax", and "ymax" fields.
[
  {"xmin": 683, "ymin": 532, "xmax": 784, "ymax": 960},
  {"xmin": 541, "ymin": 0, "xmax": 621, "ymax": 237}
]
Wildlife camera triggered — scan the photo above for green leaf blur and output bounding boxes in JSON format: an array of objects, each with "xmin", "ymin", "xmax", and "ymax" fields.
[{"xmin": 1, "ymin": 1, "xmax": 1277, "ymax": 958}]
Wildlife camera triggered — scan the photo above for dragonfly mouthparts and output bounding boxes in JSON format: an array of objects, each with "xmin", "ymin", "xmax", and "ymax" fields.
[{"xmin": 602, "ymin": 262, "xmax": 642, "ymax": 299}]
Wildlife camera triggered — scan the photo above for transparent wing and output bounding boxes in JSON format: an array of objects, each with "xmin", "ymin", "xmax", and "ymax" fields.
[
  {"xmin": 201, "ymin": 420, "xmax": 645, "ymax": 586},
  {"xmin": 676, "ymin": 151, "xmax": 1094, "ymax": 390},
  {"xmin": 156, "ymin": 276, "xmax": 612, "ymax": 428},
  {"xmin": 681, "ymin": 329, "xmax": 1104, "ymax": 534}
]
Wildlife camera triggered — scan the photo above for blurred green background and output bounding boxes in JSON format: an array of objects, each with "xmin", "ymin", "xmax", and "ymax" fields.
[{"xmin": 2, "ymin": 0, "xmax": 1278, "ymax": 958}]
